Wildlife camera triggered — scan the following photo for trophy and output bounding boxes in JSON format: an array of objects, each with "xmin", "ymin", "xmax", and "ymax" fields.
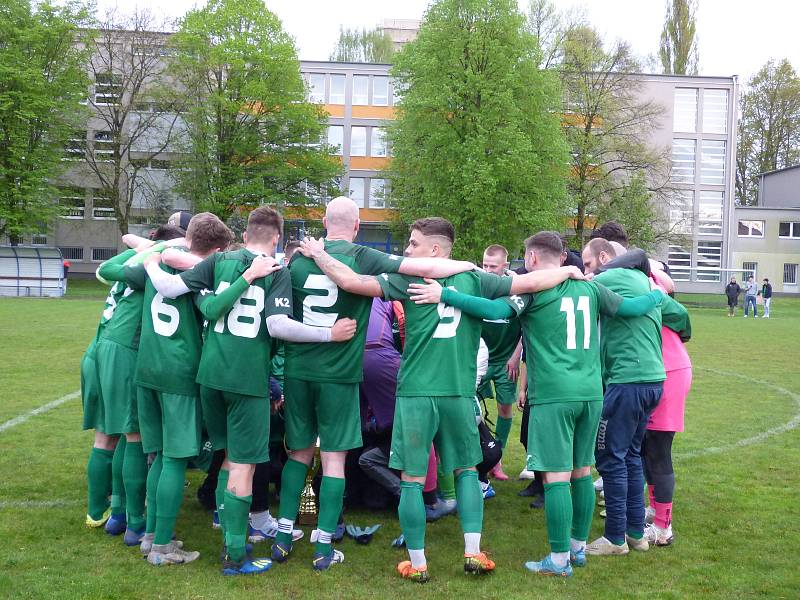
[{"xmin": 298, "ymin": 438, "xmax": 321, "ymax": 526}]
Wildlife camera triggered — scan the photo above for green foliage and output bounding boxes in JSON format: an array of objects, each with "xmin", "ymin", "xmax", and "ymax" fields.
[
  {"xmin": 330, "ymin": 27, "xmax": 395, "ymax": 64},
  {"xmin": 736, "ymin": 59, "xmax": 800, "ymax": 206},
  {"xmin": 388, "ymin": 0, "xmax": 569, "ymax": 261},
  {"xmin": 560, "ymin": 26, "xmax": 669, "ymax": 246},
  {"xmin": 593, "ymin": 172, "xmax": 664, "ymax": 252},
  {"xmin": 0, "ymin": 0, "xmax": 91, "ymax": 240},
  {"xmin": 170, "ymin": 0, "xmax": 341, "ymax": 220},
  {"xmin": 659, "ymin": 0, "xmax": 699, "ymax": 75}
]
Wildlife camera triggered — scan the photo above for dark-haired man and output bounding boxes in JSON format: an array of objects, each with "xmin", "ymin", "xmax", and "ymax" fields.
[{"xmin": 297, "ymin": 218, "xmax": 583, "ymax": 582}]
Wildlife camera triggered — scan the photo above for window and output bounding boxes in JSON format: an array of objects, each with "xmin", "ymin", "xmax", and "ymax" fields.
[
  {"xmin": 94, "ymin": 73, "xmax": 122, "ymax": 105},
  {"xmin": 779, "ymin": 222, "xmax": 800, "ymax": 239},
  {"xmin": 370, "ymin": 127, "xmax": 387, "ymax": 157},
  {"xmin": 668, "ymin": 245, "xmax": 692, "ymax": 281},
  {"xmin": 369, "ymin": 179, "xmax": 387, "ymax": 208},
  {"xmin": 64, "ymin": 131, "xmax": 85, "ymax": 160},
  {"xmin": 31, "ymin": 227, "xmax": 47, "ymax": 245},
  {"xmin": 350, "ymin": 126, "xmax": 367, "ymax": 156},
  {"xmin": 700, "ymin": 140, "xmax": 726, "ymax": 185},
  {"xmin": 348, "ymin": 177, "xmax": 366, "ymax": 207},
  {"xmin": 673, "ymin": 88, "xmax": 697, "ymax": 133},
  {"xmin": 703, "ymin": 89, "xmax": 728, "ymax": 134},
  {"xmin": 308, "ymin": 73, "xmax": 325, "ymax": 103},
  {"xmin": 372, "ymin": 77, "xmax": 389, "ymax": 106},
  {"xmin": 59, "ymin": 187, "xmax": 85, "ymax": 219},
  {"xmin": 328, "ymin": 125, "xmax": 343, "ymax": 155},
  {"xmin": 59, "ymin": 247, "xmax": 84, "ymax": 261},
  {"xmin": 738, "ymin": 220, "xmax": 764, "ymax": 237},
  {"xmin": 784, "ymin": 263, "xmax": 798, "ymax": 285},
  {"xmin": 742, "ymin": 262, "xmax": 758, "ymax": 280},
  {"xmin": 698, "ymin": 191, "xmax": 723, "ymax": 235},
  {"xmin": 329, "ymin": 75, "xmax": 345, "ymax": 104},
  {"xmin": 353, "ymin": 75, "xmax": 369, "ymax": 105},
  {"xmin": 92, "ymin": 190, "xmax": 115, "ymax": 219},
  {"xmin": 93, "ymin": 131, "xmax": 116, "ymax": 161},
  {"xmin": 92, "ymin": 247, "xmax": 116, "ymax": 262},
  {"xmin": 671, "ymin": 139, "xmax": 695, "ymax": 183},
  {"xmin": 696, "ymin": 241, "xmax": 722, "ymax": 282},
  {"xmin": 669, "ymin": 190, "xmax": 693, "ymax": 234}
]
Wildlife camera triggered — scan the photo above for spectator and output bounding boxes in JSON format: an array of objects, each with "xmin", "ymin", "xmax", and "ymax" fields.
[
  {"xmin": 724, "ymin": 277, "xmax": 742, "ymax": 317},
  {"xmin": 761, "ymin": 278, "xmax": 772, "ymax": 319},
  {"xmin": 743, "ymin": 276, "xmax": 758, "ymax": 318}
]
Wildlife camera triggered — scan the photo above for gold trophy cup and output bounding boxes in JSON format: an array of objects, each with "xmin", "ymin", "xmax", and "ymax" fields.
[{"xmin": 297, "ymin": 438, "xmax": 321, "ymax": 526}]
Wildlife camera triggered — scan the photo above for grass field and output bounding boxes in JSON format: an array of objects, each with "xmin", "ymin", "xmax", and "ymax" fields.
[{"xmin": 1, "ymin": 281, "xmax": 799, "ymax": 599}]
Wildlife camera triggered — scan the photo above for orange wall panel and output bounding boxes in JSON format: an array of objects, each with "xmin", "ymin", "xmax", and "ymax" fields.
[
  {"xmin": 351, "ymin": 105, "xmax": 396, "ymax": 120},
  {"xmin": 349, "ymin": 156, "xmax": 391, "ymax": 170},
  {"xmin": 323, "ymin": 104, "xmax": 346, "ymax": 117}
]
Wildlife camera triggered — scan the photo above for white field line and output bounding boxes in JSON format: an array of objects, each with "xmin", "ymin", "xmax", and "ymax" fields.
[
  {"xmin": 674, "ymin": 368, "xmax": 800, "ymax": 460},
  {"xmin": 0, "ymin": 500, "xmax": 81, "ymax": 509},
  {"xmin": 0, "ymin": 390, "xmax": 80, "ymax": 434}
]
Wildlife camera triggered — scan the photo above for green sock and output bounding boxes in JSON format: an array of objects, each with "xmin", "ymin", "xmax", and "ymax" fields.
[
  {"xmin": 437, "ymin": 465, "xmax": 456, "ymax": 501},
  {"xmin": 145, "ymin": 452, "xmax": 162, "ymax": 534},
  {"xmin": 122, "ymin": 440, "xmax": 147, "ymax": 531},
  {"xmin": 86, "ymin": 447, "xmax": 113, "ymax": 520},
  {"xmin": 154, "ymin": 456, "xmax": 188, "ymax": 545},
  {"xmin": 544, "ymin": 481, "xmax": 572, "ymax": 553},
  {"xmin": 223, "ymin": 491, "xmax": 251, "ymax": 562},
  {"xmin": 626, "ymin": 529, "xmax": 643, "ymax": 540},
  {"xmin": 110, "ymin": 437, "xmax": 126, "ymax": 517},
  {"xmin": 455, "ymin": 470, "xmax": 483, "ymax": 533},
  {"xmin": 570, "ymin": 475, "xmax": 594, "ymax": 543},
  {"xmin": 398, "ymin": 481, "xmax": 426, "ymax": 550},
  {"xmin": 495, "ymin": 416, "xmax": 513, "ymax": 449},
  {"xmin": 216, "ymin": 469, "xmax": 229, "ymax": 546},
  {"xmin": 315, "ymin": 476, "xmax": 345, "ymax": 556},
  {"xmin": 276, "ymin": 459, "xmax": 308, "ymax": 546}
]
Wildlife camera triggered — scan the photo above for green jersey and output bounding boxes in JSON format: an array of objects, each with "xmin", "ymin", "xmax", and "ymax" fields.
[
  {"xmin": 135, "ymin": 263, "xmax": 204, "ymax": 396},
  {"xmin": 505, "ymin": 280, "xmax": 624, "ymax": 405},
  {"xmin": 481, "ymin": 316, "xmax": 521, "ymax": 366},
  {"xmin": 284, "ymin": 240, "xmax": 404, "ymax": 383},
  {"xmin": 594, "ymin": 268, "xmax": 665, "ymax": 385},
  {"xmin": 378, "ymin": 270, "xmax": 512, "ymax": 397},
  {"xmin": 98, "ymin": 266, "xmax": 146, "ymax": 350},
  {"xmin": 180, "ymin": 249, "xmax": 293, "ymax": 397}
]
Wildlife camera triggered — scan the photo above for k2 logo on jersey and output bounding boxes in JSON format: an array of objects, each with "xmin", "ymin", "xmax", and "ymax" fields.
[{"xmin": 274, "ymin": 297, "xmax": 290, "ymax": 308}]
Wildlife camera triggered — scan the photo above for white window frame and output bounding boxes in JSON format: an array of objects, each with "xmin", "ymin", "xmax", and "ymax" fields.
[
  {"xmin": 673, "ymin": 88, "xmax": 698, "ymax": 133},
  {"xmin": 668, "ymin": 245, "xmax": 692, "ymax": 282},
  {"xmin": 327, "ymin": 125, "xmax": 343, "ymax": 155},
  {"xmin": 369, "ymin": 178, "xmax": 387, "ymax": 208},
  {"xmin": 702, "ymin": 89, "xmax": 728, "ymax": 134},
  {"xmin": 308, "ymin": 73, "xmax": 326, "ymax": 103},
  {"xmin": 91, "ymin": 247, "xmax": 117, "ymax": 262},
  {"xmin": 784, "ymin": 263, "xmax": 798, "ymax": 285},
  {"xmin": 59, "ymin": 188, "xmax": 86, "ymax": 219},
  {"xmin": 93, "ymin": 131, "xmax": 116, "ymax": 162},
  {"xmin": 698, "ymin": 191, "xmax": 723, "ymax": 236},
  {"xmin": 91, "ymin": 190, "xmax": 116, "ymax": 220},
  {"xmin": 370, "ymin": 127, "xmax": 387, "ymax": 157},
  {"xmin": 372, "ymin": 77, "xmax": 389, "ymax": 106},
  {"xmin": 696, "ymin": 240, "xmax": 723, "ymax": 282},
  {"xmin": 671, "ymin": 139, "xmax": 696, "ymax": 183},
  {"xmin": 700, "ymin": 139, "xmax": 726, "ymax": 186},
  {"xmin": 778, "ymin": 221, "xmax": 800, "ymax": 239},
  {"xmin": 94, "ymin": 72, "xmax": 122, "ymax": 106},
  {"xmin": 350, "ymin": 126, "xmax": 367, "ymax": 157},
  {"xmin": 329, "ymin": 74, "xmax": 346, "ymax": 104},
  {"xmin": 738, "ymin": 220, "xmax": 764, "ymax": 238},
  {"xmin": 352, "ymin": 75, "xmax": 369, "ymax": 105},
  {"xmin": 348, "ymin": 177, "xmax": 366, "ymax": 208}
]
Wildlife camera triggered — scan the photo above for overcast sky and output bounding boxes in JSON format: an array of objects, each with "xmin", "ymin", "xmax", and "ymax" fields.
[{"xmin": 97, "ymin": 0, "xmax": 800, "ymax": 83}]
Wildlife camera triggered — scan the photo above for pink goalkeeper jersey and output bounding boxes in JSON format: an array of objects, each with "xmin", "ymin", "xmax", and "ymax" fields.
[{"xmin": 648, "ymin": 275, "xmax": 692, "ymax": 432}]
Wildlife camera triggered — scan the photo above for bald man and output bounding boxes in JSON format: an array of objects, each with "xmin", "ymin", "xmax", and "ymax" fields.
[{"xmin": 271, "ymin": 197, "xmax": 477, "ymax": 570}]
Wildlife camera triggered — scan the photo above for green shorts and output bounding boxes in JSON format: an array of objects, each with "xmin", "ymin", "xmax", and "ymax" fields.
[
  {"xmin": 137, "ymin": 386, "xmax": 202, "ymax": 458},
  {"xmin": 527, "ymin": 401, "xmax": 602, "ymax": 472},
  {"xmin": 478, "ymin": 363, "xmax": 517, "ymax": 405},
  {"xmin": 95, "ymin": 338, "xmax": 139, "ymax": 435},
  {"xmin": 200, "ymin": 386, "xmax": 269, "ymax": 464},
  {"xmin": 283, "ymin": 379, "xmax": 362, "ymax": 452},
  {"xmin": 81, "ymin": 341, "xmax": 104, "ymax": 432},
  {"xmin": 389, "ymin": 396, "xmax": 481, "ymax": 477}
]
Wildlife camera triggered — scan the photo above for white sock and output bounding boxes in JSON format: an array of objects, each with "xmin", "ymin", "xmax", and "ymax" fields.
[
  {"xmin": 278, "ymin": 517, "xmax": 294, "ymax": 536},
  {"xmin": 317, "ymin": 530, "xmax": 333, "ymax": 545},
  {"xmin": 570, "ymin": 537, "xmax": 586, "ymax": 552},
  {"xmin": 464, "ymin": 532, "xmax": 481, "ymax": 555},
  {"xmin": 408, "ymin": 548, "xmax": 427, "ymax": 569},
  {"xmin": 551, "ymin": 551, "xmax": 569, "ymax": 567},
  {"xmin": 249, "ymin": 510, "xmax": 272, "ymax": 530}
]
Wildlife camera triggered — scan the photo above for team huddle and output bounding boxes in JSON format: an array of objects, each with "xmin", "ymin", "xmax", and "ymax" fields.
[{"xmin": 80, "ymin": 197, "xmax": 692, "ymax": 580}]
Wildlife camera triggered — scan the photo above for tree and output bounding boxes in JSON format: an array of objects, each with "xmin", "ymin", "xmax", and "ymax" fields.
[
  {"xmin": 0, "ymin": 0, "xmax": 90, "ymax": 243},
  {"xmin": 388, "ymin": 0, "xmax": 570, "ymax": 260},
  {"xmin": 78, "ymin": 8, "xmax": 186, "ymax": 236},
  {"xmin": 736, "ymin": 59, "xmax": 800, "ymax": 206},
  {"xmin": 525, "ymin": 0, "xmax": 585, "ymax": 70},
  {"xmin": 560, "ymin": 26, "xmax": 675, "ymax": 246},
  {"xmin": 170, "ymin": 0, "xmax": 341, "ymax": 220},
  {"xmin": 330, "ymin": 27, "xmax": 395, "ymax": 63},
  {"xmin": 659, "ymin": 0, "xmax": 699, "ymax": 75}
]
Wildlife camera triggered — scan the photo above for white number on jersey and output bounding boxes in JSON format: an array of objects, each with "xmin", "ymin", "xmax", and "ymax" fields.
[
  {"xmin": 560, "ymin": 296, "xmax": 591, "ymax": 350},
  {"xmin": 212, "ymin": 281, "xmax": 265, "ymax": 339},
  {"xmin": 302, "ymin": 274, "xmax": 338, "ymax": 327},
  {"xmin": 102, "ymin": 282, "xmax": 133, "ymax": 321},
  {"xmin": 151, "ymin": 293, "xmax": 180, "ymax": 337},
  {"xmin": 433, "ymin": 286, "xmax": 462, "ymax": 339}
]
